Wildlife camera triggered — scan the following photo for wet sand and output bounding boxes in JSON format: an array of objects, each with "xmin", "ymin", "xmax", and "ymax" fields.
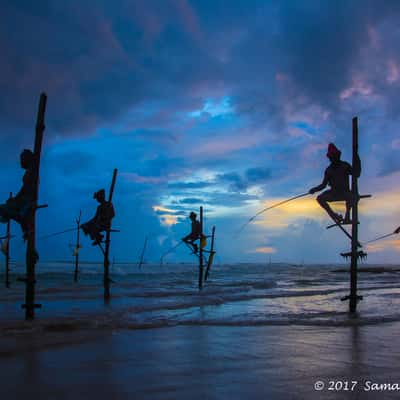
[{"xmin": 1, "ymin": 322, "xmax": 399, "ymax": 399}]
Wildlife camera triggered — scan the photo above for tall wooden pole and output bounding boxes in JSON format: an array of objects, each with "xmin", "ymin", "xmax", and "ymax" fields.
[
  {"xmin": 204, "ymin": 226, "xmax": 216, "ymax": 282},
  {"xmin": 104, "ymin": 168, "xmax": 117, "ymax": 302},
  {"xmin": 5, "ymin": 192, "xmax": 11, "ymax": 288},
  {"xmin": 198, "ymin": 206, "xmax": 204, "ymax": 290},
  {"xmin": 350, "ymin": 117, "xmax": 359, "ymax": 313},
  {"xmin": 138, "ymin": 235, "xmax": 148, "ymax": 269},
  {"xmin": 24, "ymin": 92, "xmax": 47, "ymax": 320},
  {"xmin": 74, "ymin": 210, "xmax": 82, "ymax": 283}
]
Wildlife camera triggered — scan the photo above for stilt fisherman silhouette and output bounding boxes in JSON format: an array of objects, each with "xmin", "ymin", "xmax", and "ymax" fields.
[
  {"xmin": 0, "ymin": 150, "xmax": 36, "ymax": 239},
  {"xmin": 81, "ymin": 189, "xmax": 115, "ymax": 246},
  {"xmin": 309, "ymin": 143, "xmax": 361, "ymax": 224},
  {"xmin": 182, "ymin": 211, "xmax": 202, "ymax": 253}
]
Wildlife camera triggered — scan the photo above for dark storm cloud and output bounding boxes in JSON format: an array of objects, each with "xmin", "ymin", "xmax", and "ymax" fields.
[
  {"xmin": 216, "ymin": 167, "xmax": 273, "ymax": 192},
  {"xmin": 216, "ymin": 172, "xmax": 245, "ymax": 192},
  {"xmin": 167, "ymin": 166, "xmax": 273, "ymax": 196},
  {"xmin": 2, "ymin": 0, "xmax": 400, "ymax": 145},
  {"xmin": 0, "ymin": 0, "xmax": 220, "ymax": 141},
  {"xmin": 245, "ymin": 167, "xmax": 272, "ymax": 182}
]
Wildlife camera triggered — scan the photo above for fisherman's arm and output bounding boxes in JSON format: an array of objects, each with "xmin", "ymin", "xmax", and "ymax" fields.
[{"xmin": 309, "ymin": 172, "xmax": 328, "ymax": 194}]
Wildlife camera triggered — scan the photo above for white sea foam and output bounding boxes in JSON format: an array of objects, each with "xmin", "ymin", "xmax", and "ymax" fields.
[{"xmin": 0, "ymin": 263, "xmax": 399, "ymax": 333}]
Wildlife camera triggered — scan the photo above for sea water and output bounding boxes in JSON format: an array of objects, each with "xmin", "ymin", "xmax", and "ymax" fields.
[{"xmin": 1, "ymin": 262, "xmax": 400, "ymax": 332}]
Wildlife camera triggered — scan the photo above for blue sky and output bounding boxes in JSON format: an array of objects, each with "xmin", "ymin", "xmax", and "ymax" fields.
[{"xmin": 1, "ymin": 0, "xmax": 400, "ymax": 263}]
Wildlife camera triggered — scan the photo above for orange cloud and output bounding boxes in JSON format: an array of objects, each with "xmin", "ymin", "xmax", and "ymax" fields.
[
  {"xmin": 253, "ymin": 195, "xmax": 333, "ymax": 230},
  {"xmin": 159, "ymin": 214, "xmax": 179, "ymax": 226},
  {"xmin": 254, "ymin": 246, "xmax": 277, "ymax": 254},
  {"xmin": 252, "ymin": 187, "xmax": 400, "ymax": 234},
  {"xmin": 153, "ymin": 205, "xmax": 183, "ymax": 227},
  {"xmin": 359, "ymin": 189, "xmax": 400, "ymax": 217},
  {"xmin": 366, "ymin": 238, "xmax": 400, "ymax": 253}
]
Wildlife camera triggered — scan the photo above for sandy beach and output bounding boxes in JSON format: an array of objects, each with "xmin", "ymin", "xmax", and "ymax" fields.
[{"xmin": 1, "ymin": 322, "xmax": 400, "ymax": 399}]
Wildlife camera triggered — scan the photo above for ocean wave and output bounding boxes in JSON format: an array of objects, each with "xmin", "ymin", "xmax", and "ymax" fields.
[
  {"xmin": 1, "ymin": 282, "xmax": 399, "ymax": 306},
  {"xmin": 2, "ymin": 311, "xmax": 400, "ymax": 340}
]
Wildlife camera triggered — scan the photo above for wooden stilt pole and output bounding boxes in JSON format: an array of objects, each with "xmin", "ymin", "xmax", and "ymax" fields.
[
  {"xmin": 104, "ymin": 168, "xmax": 117, "ymax": 302},
  {"xmin": 198, "ymin": 206, "xmax": 204, "ymax": 290},
  {"xmin": 138, "ymin": 236, "xmax": 148, "ymax": 269},
  {"xmin": 74, "ymin": 210, "xmax": 82, "ymax": 283},
  {"xmin": 5, "ymin": 192, "xmax": 11, "ymax": 288},
  {"xmin": 204, "ymin": 226, "xmax": 216, "ymax": 282},
  {"xmin": 23, "ymin": 92, "xmax": 47, "ymax": 320},
  {"xmin": 350, "ymin": 117, "xmax": 360, "ymax": 313},
  {"xmin": 339, "ymin": 118, "xmax": 370, "ymax": 308}
]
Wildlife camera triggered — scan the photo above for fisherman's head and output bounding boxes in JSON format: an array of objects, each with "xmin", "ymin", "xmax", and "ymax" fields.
[
  {"xmin": 189, "ymin": 211, "xmax": 197, "ymax": 221},
  {"xmin": 93, "ymin": 189, "xmax": 106, "ymax": 203},
  {"xmin": 326, "ymin": 143, "xmax": 341, "ymax": 163},
  {"xmin": 20, "ymin": 149, "xmax": 34, "ymax": 169}
]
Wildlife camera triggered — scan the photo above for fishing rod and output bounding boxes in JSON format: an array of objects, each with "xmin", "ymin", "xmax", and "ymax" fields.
[
  {"xmin": 364, "ymin": 231, "xmax": 399, "ymax": 245},
  {"xmin": 159, "ymin": 241, "xmax": 184, "ymax": 265},
  {"xmin": 237, "ymin": 192, "xmax": 309, "ymax": 234},
  {"xmin": 138, "ymin": 236, "xmax": 148, "ymax": 269},
  {"xmin": 39, "ymin": 227, "xmax": 78, "ymax": 239}
]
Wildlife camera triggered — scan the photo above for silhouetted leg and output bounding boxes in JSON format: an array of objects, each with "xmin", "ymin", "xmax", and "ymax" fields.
[
  {"xmin": 0, "ymin": 204, "xmax": 10, "ymax": 224},
  {"xmin": 0, "ymin": 201, "xmax": 15, "ymax": 224},
  {"xmin": 182, "ymin": 235, "xmax": 198, "ymax": 253},
  {"xmin": 343, "ymin": 192, "xmax": 352, "ymax": 223},
  {"xmin": 317, "ymin": 190, "xmax": 342, "ymax": 222},
  {"xmin": 0, "ymin": 199, "xmax": 33, "ymax": 239},
  {"xmin": 81, "ymin": 219, "xmax": 99, "ymax": 241}
]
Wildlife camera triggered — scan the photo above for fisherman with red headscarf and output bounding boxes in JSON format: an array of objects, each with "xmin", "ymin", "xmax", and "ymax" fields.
[{"xmin": 309, "ymin": 143, "xmax": 361, "ymax": 224}]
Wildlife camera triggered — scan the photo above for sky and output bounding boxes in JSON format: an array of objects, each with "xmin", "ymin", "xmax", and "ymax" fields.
[{"xmin": 1, "ymin": 0, "xmax": 400, "ymax": 264}]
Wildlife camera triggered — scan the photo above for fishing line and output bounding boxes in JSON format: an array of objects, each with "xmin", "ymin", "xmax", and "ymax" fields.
[
  {"xmin": 364, "ymin": 231, "xmax": 398, "ymax": 245},
  {"xmin": 237, "ymin": 192, "xmax": 309, "ymax": 234},
  {"xmin": 159, "ymin": 241, "xmax": 184, "ymax": 265},
  {"xmin": 39, "ymin": 227, "xmax": 78, "ymax": 239}
]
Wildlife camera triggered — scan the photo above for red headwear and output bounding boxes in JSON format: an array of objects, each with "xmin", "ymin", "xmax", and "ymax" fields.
[{"xmin": 326, "ymin": 143, "xmax": 341, "ymax": 159}]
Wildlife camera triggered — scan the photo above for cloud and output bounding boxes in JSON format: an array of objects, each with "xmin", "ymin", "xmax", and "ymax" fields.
[
  {"xmin": 366, "ymin": 238, "xmax": 400, "ymax": 253},
  {"xmin": 254, "ymin": 246, "xmax": 277, "ymax": 254},
  {"xmin": 245, "ymin": 167, "xmax": 272, "ymax": 182},
  {"xmin": 1, "ymin": 1, "xmax": 400, "ymax": 262},
  {"xmin": 152, "ymin": 205, "xmax": 177, "ymax": 214},
  {"xmin": 122, "ymin": 172, "xmax": 164, "ymax": 185},
  {"xmin": 168, "ymin": 181, "xmax": 213, "ymax": 190},
  {"xmin": 178, "ymin": 197, "xmax": 203, "ymax": 204},
  {"xmin": 378, "ymin": 150, "xmax": 400, "ymax": 176}
]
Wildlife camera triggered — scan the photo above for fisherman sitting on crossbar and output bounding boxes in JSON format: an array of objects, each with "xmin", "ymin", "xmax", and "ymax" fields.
[
  {"xmin": 182, "ymin": 211, "xmax": 202, "ymax": 254},
  {"xmin": 309, "ymin": 143, "xmax": 361, "ymax": 224},
  {"xmin": 0, "ymin": 149, "xmax": 36, "ymax": 239},
  {"xmin": 81, "ymin": 189, "xmax": 115, "ymax": 246}
]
